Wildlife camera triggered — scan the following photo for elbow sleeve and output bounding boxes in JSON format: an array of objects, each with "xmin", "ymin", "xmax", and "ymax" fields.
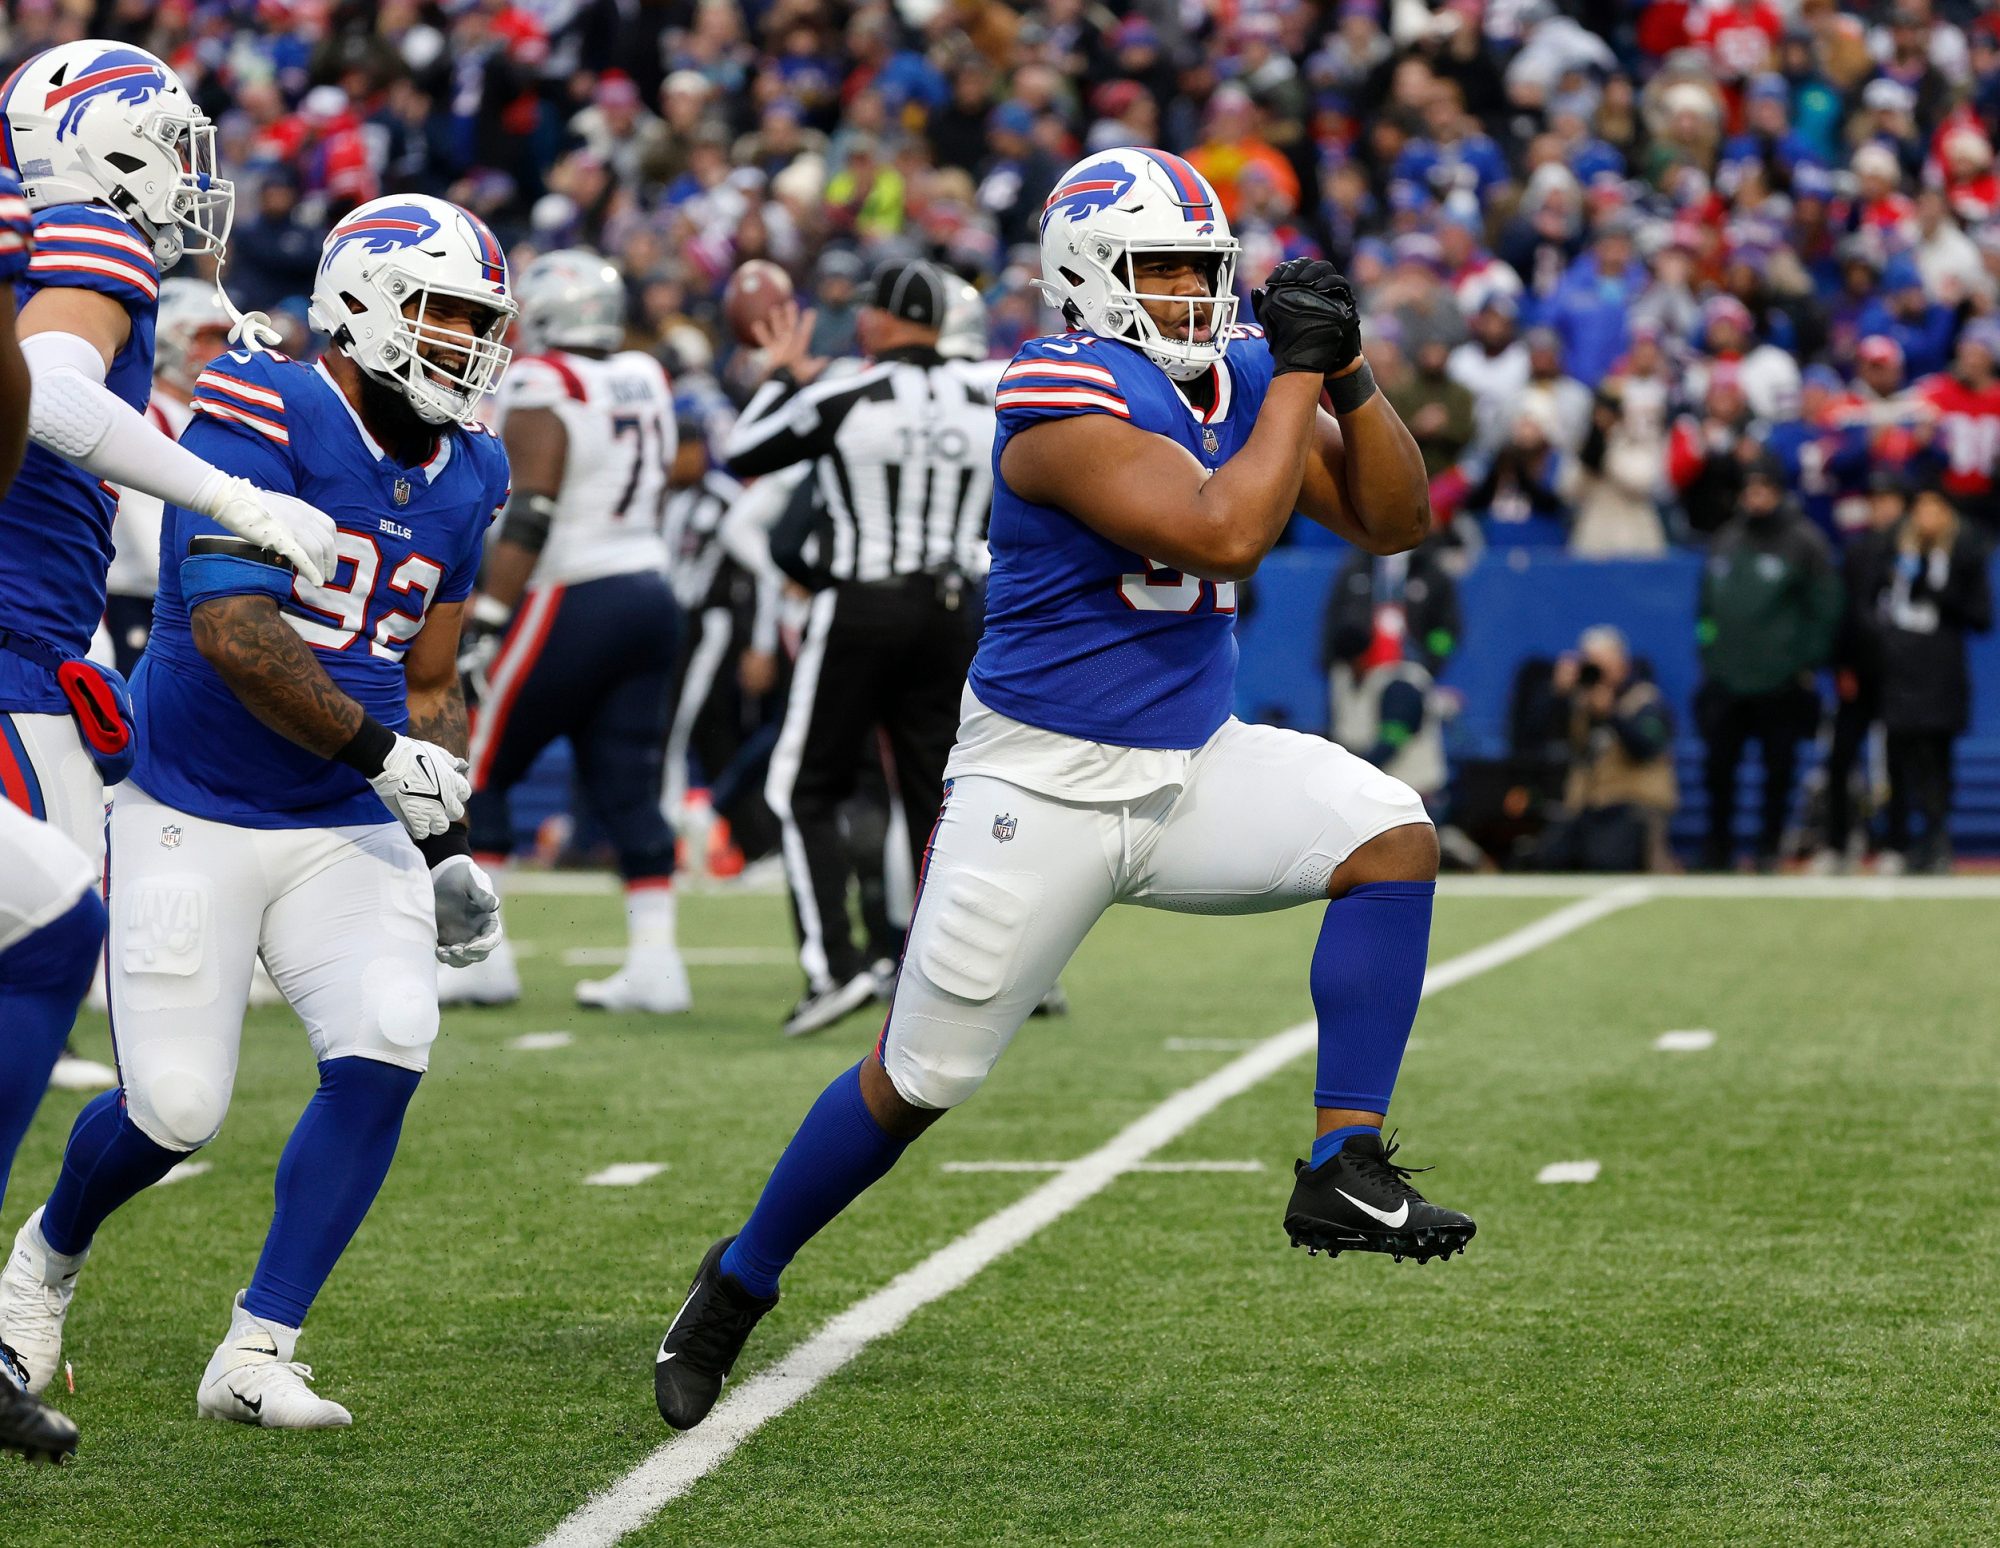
[
  {"xmin": 24, "ymin": 332, "xmax": 225, "ymax": 515},
  {"xmin": 497, "ymin": 491, "xmax": 557, "ymax": 553}
]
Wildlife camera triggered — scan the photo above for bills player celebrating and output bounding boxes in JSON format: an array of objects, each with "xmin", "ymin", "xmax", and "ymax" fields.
[
  {"xmin": 655, "ymin": 147, "xmax": 1464, "ymax": 1429},
  {"xmin": 445, "ymin": 249, "xmax": 690, "ymax": 1013},
  {"xmin": 0, "ymin": 194, "xmax": 515, "ymax": 1431}
]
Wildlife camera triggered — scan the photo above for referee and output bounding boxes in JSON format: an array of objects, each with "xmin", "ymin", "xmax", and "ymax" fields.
[{"xmin": 724, "ymin": 259, "xmax": 997, "ymax": 1036}]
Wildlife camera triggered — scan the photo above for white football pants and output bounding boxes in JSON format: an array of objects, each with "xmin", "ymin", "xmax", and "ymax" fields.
[
  {"xmin": 879, "ymin": 718, "xmax": 1430, "ymax": 1110},
  {"xmin": 106, "ymin": 783, "xmax": 439, "ymax": 1152},
  {"xmin": 0, "ymin": 711, "xmax": 104, "ymax": 869}
]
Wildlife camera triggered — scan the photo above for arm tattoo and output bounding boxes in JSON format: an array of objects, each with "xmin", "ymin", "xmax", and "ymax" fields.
[
  {"xmin": 406, "ymin": 680, "xmax": 468, "ymax": 759},
  {"xmin": 191, "ymin": 594, "xmax": 363, "ymax": 757}
]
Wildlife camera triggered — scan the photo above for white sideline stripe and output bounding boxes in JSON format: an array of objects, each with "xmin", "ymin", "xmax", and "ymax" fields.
[
  {"xmin": 511, "ymin": 1031, "xmax": 574, "ymax": 1051},
  {"xmin": 941, "ymin": 1160, "xmax": 1265, "ymax": 1174},
  {"xmin": 563, "ymin": 946, "xmax": 794, "ymax": 968},
  {"xmin": 1437, "ymin": 874, "xmax": 2000, "ymax": 899},
  {"xmin": 497, "ymin": 873, "xmax": 621, "ymax": 896},
  {"xmin": 584, "ymin": 1163, "xmax": 669, "ymax": 1187},
  {"xmin": 534, "ymin": 884, "xmax": 1650, "ymax": 1548},
  {"xmin": 1654, "ymin": 1029, "xmax": 1716, "ymax": 1052},
  {"xmin": 152, "ymin": 1161, "xmax": 211, "ymax": 1188},
  {"xmin": 1537, "ymin": 1160, "xmax": 1601, "ymax": 1185}
]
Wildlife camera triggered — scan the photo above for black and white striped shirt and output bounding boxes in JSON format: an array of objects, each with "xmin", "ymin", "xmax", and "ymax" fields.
[{"xmin": 722, "ymin": 347, "xmax": 998, "ymax": 584}]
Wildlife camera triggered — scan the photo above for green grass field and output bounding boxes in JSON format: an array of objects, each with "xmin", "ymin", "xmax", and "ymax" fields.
[{"xmin": 4, "ymin": 875, "xmax": 1998, "ymax": 1546}]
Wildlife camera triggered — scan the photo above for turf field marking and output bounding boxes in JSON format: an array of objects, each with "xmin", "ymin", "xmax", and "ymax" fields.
[
  {"xmin": 1654, "ymin": 1029, "xmax": 1716, "ymax": 1052},
  {"xmin": 1440, "ymin": 874, "xmax": 2000, "ymax": 900},
  {"xmin": 498, "ymin": 873, "xmax": 622, "ymax": 896},
  {"xmin": 584, "ymin": 1164, "xmax": 669, "ymax": 1187},
  {"xmin": 562, "ymin": 946, "xmax": 795, "ymax": 967},
  {"xmin": 511, "ymin": 1032, "xmax": 574, "ymax": 1052},
  {"xmin": 152, "ymin": 1161, "xmax": 211, "ymax": 1187},
  {"xmin": 534, "ymin": 883, "xmax": 1650, "ymax": 1548},
  {"xmin": 1537, "ymin": 1161, "xmax": 1601, "ymax": 1184},
  {"xmin": 1163, "ymin": 1037, "xmax": 1259, "ymax": 1052},
  {"xmin": 941, "ymin": 1160, "xmax": 1265, "ymax": 1174}
]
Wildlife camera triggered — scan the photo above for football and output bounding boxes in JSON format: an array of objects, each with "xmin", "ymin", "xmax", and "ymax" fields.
[{"xmin": 723, "ymin": 258, "xmax": 794, "ymax": 345}]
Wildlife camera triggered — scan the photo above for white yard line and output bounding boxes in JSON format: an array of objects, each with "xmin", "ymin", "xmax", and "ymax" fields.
[
  {"xmin": 510, "ymin": 1032, "xmax": 574, "ymax": 1052},
  {"xmin": 584, "ymin": 1163, "xmax": 669, "ymax": 1187},
  {"xmin": 535, "ymin": 882, "xmax": 1651, "ymax": 1548},
  {"xmin": 1438, "ymin": 874, "xmax": 2000, "ymax": 900},
  {"xmin": 151, "ymin": 1161, "xmax": 211, "ymax": 1188},
  {"xmin": 1654, "ymin": 1029, "xmax": 1716, "ymax": 1052},
  {"xmin": 1537, "ymin": 1160, "xmax": 1602, "ymax": 1184},
  {"xmin": 940, "ymin": 1160, "xmax": 1265, "ymax": 1174},
  {"xmin": 562, "ymin": 946, "xmax": 795, "ymax": 968}
]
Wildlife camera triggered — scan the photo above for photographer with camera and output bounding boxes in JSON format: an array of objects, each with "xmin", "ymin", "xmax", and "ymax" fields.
[{"xmin": 1535, "ymin": 626, "xmax": 1679, "ymax": 872}]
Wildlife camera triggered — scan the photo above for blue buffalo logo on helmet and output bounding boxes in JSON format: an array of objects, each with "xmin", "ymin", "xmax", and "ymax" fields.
[
  {"xmin": 321, "ymin": 202, "xmax": 445, "ymax": 272},
  {"xmin": 43, "ymin": 47, "xmax": 168, "ymax": 139},
  {"xmin": 1041, "ymin": 160, "xmax": 1137, "ymax": 234}
]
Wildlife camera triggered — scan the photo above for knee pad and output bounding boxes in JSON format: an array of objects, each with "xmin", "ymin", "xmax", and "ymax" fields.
[
  {"xmin": 128, "ymin": 1065, "xmax": 227, "ymax": 1151},
  {"xmin": 318, "ymin": 957, "xmax": 437, "ymax": 1069},
  {"xmin": 883, "ymin": 1013, "xmax": 1006, "ymax": 1110}
]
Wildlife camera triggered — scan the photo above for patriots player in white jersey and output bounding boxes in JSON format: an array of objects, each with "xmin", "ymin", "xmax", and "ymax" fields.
[
  {"xmin": 655, "ymin": 148, "xmax": 1460, "ymax": 1430},
  {"xmin": 0, "ymin": 194, "xmax": 515, "ymax": 1431},
  {"xmin": 444, "ymin": 249, "xmax": 690, "ymax": 1014},
  {"xmin": 0, "ymin": 42, "xmax": 338, "ymax": 1458}
]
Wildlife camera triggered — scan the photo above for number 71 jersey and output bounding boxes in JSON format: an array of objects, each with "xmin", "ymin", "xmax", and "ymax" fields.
[
  {"xmin": 133, "ymin": 350, "xmax": 510, "ymax": 830},
  {"xmin": 489, "ymin": 349, "xmax": 676, "ymax": 586},
  {"xmin": 972, "ymin": 326, "xmax": 1275, "ymax": 751}
]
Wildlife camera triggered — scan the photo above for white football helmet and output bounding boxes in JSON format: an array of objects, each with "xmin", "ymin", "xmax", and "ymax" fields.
[
  {"xmin": 1036, "ymin": 146, "xmax": 1238, "ymax": 380},
  {"xmin": 937, "ymin": 277, "xmax": 988, "ymax": 361},
  {"xmin": 153, "ymin": 276, "xmax": 233, "ymax": 393},
  {"xmin": 0, "ymin": 41, "xmax": 231, "ymax": 267},
  {"xmin": 308, "ymin": 194, "xmax": 518, "ymax": 426},
  {"xmin": 514, "ymin": 248, "xmax": 625, "ymax": 353}
]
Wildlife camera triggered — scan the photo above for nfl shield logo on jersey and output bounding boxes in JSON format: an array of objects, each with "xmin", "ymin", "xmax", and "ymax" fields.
[
  {"xmin": 160, "ymin": 825, "xmax": 181, "ymax": 849},
  {"xmin": 992, "ymin": 813, "xmax": 1017, "ymax": 843},
  {"xmin": 1202, "ymin": 426, "xmax": 1219, "ymax": 456},
  {"xmin": 393, "ymin": 477, "xmax": 412, "ymax": 506}
]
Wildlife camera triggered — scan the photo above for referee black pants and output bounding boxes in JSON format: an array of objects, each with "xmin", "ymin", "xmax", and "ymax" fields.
[{"xmin": 765, "ymin": 574, "xmax": 979, "ymax": 991}]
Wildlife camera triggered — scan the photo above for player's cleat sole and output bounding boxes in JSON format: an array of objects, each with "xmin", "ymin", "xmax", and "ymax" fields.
[
  {"xmin": 1283, "ymin": 1132, "xmax": 1475, "ymax": 1265},
  {"xmin": 782, "ymin": 971, "xmax": 879, "ymax": 1038},
  {"xmin": 0, "ymin": 1355, "xmax": 77, "ymax": 1465},
  {"xmin": 654, "ymin": 1235, "xmax": 777, "ymax": 1431},
  {"xmin": 0, "ymin": 1209, "xmax": 85, "ymax": 1396},
  {"xmin": 438, "ymin": 938, "xmax": 522, "ymax": 1007},
  {"xmin": 1030, "ymin": 980, "xmax": 1071, "ymax": 1018}
]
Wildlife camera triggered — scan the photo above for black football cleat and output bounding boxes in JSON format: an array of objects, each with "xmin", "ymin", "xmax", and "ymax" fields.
[
  {"xmin": 0, "ymin": 1343, "xmax": 76, "ymax": 1464},
  {"xmin": 654, "ymin": 1236, "xmax": 778, "ymax": 1431},
  {"xmin": 1284, "ymin": 1131, "xmax": 1475, "ymax": 1264}
]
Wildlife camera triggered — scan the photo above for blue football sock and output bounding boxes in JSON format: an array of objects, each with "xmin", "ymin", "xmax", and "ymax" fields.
[
  {"xmin": 721, "ymin": 1062, "xmax": 909, "ymax": 1298},
  {"xmin": 40, "ymin": 1089, "xmax": 184, "ymax": 1256},
  {"xmin": 245, "ymin": 1057, "xmax": 420, "ymax": 1329},
  {"xmin": 1310, "ymin": 1124, "xmax": 1380, "ymax": 1170},
  {"xmin": 0, "ymin": 888, "xmax": 107, "ymax": 1208},
  {"xmin": 1311, "ymin": 880, "xmax": 1435, "ymax": 1115}
]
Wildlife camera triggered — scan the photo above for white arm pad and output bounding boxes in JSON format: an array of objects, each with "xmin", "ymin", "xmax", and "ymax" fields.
[{"xmin": 23, "ymin": 331, "xmax": 233, "ymax": 520}]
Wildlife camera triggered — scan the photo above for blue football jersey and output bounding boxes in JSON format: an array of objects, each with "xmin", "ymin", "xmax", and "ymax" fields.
[
  {"xmin": 0, "ymin": 202, "xmax": 159, "ymax": 713},
  {"xmin": 132, "ymin": 351, "xmax": 509, "ymax": 829},
  {"xmin": 971, "ymin": 325, "xmax": 1275, "ymax": 748}
]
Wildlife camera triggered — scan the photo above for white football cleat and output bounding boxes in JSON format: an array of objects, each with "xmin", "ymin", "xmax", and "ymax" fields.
[
  {"xmin": 0, "ymin": 1208, "xmax": 87, "ymax": 1396},
  {"xmin": 438, "ymin": 936, "xmax": 522, "ymax": 1006},
  {"xmin": 196, "ymin": 1292, "xmax": 351, "ymax": 1430},
  {"xmin": 576, "ymin": 951, "xmax": 692, "ymax": 1014}
]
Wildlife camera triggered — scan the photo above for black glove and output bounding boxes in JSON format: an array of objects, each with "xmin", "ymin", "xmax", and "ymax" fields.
[
  {"xmin": 1252, "ymin": 260, "xmax": 1364, "ymax": 377},
  {"xmin": 456, "ymin": 612, "xmax": 508, "ymax": 704}
]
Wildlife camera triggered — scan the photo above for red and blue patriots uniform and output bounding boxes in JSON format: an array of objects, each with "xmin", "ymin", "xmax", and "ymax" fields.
[
  {"xmin": 133, "ymin": 349, "xmax": 509, "ymax": 829},
  {"xmin": 0, "ymin": 201, "xmax": 158, "ymax": 715},
  {"xmin": 971, "ymin": 325, "xmax": 1275, "ymax": 748}
]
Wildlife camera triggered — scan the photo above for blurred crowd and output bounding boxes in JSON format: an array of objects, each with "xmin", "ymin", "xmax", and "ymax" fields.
[{"xmin": 9, "ymin": 0, "xmax": 1999, "ymax": 866}]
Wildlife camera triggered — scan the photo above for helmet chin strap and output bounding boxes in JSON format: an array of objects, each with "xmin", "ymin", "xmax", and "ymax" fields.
[{"xmin": 212, "ymin": 247, "xmax": 280, "ymax": 354}]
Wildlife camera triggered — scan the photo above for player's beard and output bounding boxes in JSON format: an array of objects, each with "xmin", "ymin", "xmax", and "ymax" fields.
[{"xmin": 357, "ymin": 365, "xmax": 445, "ymax": 462}]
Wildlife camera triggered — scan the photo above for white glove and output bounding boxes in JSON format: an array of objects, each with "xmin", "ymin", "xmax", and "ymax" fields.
[
  {"xmin": 195, "ymin": 472, "xmax": 338, "ymax": 589},
  {"xmin": 368, "ymin": 735, "xmax": 470, "ymax": 839},
  {"xmin": 431, "ymin": 854, "xmax": 502, "ymax": 966}
]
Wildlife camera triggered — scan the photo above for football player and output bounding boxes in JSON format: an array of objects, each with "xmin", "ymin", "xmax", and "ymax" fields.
[
  {"xmin": 0, "ymin": 165, "xmax": 95, "ymax": 1467},
  {"xmin": 0, "ymin": 42, "xmax": 338, "ymax": 1459},
  {"xmin": 0, "ymin": 193, "xmax": 514, "ymax": 1430},
  {"xmin": 654, "ymin": 148, "xmax": 1465, "ymax": 1430},
  {"xmin": 443, "ymin": 249, "xmax": 689, "ymax": 1013}
]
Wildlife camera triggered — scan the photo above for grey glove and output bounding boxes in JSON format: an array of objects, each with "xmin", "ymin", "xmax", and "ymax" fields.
[{"xmin": 431, "ymin": 854, "xmax": 502, "ymax": 967}]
